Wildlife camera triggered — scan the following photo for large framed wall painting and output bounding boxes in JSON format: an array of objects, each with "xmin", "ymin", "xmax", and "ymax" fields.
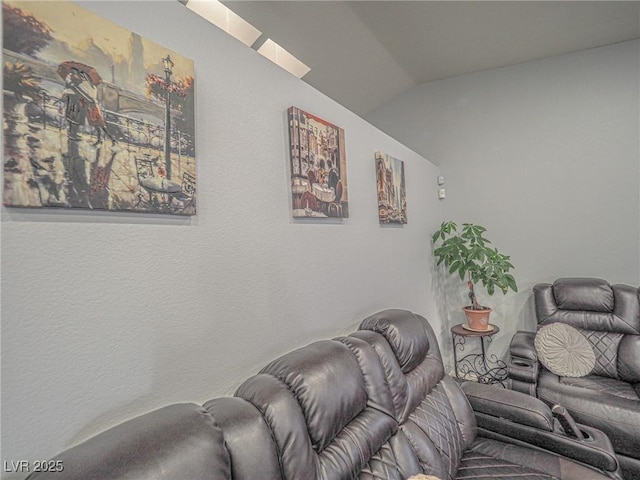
[
  {"xmin": 375, "ymin": 151, "xmax": 406, "ymax": 224},
  {"xmin": 288, "ymin": 107, "xmax": 348, "ymax": 218},
  {"xmin": 2, "ymin": 1, "xmax": 196, "ymax": 215}
]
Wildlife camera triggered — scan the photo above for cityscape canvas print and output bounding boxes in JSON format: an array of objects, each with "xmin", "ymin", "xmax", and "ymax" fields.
[
  {"xmin": 375, "ymin": 151, "xmax": 407, "ymax": 224},
  {"xmin": 288, "ymin": 106, "xmax": 348, "ymax": 218},
  {"xmin": 2, "ymin": 1, "xmax": 196, "ymax": 215}
]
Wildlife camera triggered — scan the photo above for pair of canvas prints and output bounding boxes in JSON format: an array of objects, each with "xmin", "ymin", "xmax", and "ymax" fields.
[
  {"xmin": 288, "ymin": 107, "xmax": 407, "ymax": 223},
  {"xmin": 2, "ymin": 1, "xmax": 407, "ymax": 224}
]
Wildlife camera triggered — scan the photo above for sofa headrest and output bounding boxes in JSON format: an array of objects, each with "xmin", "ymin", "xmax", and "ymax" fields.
[
  {"xmin": 359, "ymin": 309, "xmax": 430, "ymax": 373},
  {"xmin": 535, "ymin": 278, "xmax": 640, "ymax": 335},
  {"xmin": 356, "ymin": 310, "xmax": 446, "ymax": 424},
  {"xmin": 235, "ymin": 339, "xmax": 398, "ymax": 478},
  {"xmin": 28, "ymin": 404, "xmax": 230, "ymax": 480},
  {"xmin": 257, "ymin": 340, "xmax": 368, "ymax": 453},
  {"xmin": 552, "ymin": 278, "xmax": 614, "ymax": 312}
]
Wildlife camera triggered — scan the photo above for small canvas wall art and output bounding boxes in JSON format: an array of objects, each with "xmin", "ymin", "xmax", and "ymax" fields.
[
  {"xmin": 375, "ymin": 151, "xmax": 406, "ymax": 224},
  {"xmin": 288, "ymin": 106, "xmax": 348, "ymax": 218},
  {"xmin": 3, "ymin": 1, "xmax": 196, "ymax": 215}
]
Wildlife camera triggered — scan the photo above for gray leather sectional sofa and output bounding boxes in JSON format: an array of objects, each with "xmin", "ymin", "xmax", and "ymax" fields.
[{"xmin": 29, "ymin": 309, "xmax": 623, "ymax": 479}]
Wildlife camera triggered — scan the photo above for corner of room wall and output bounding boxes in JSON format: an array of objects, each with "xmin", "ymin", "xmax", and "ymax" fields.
[{"xmin": 367, "ymin": 39, "xmax": 640, "ymax": 366}]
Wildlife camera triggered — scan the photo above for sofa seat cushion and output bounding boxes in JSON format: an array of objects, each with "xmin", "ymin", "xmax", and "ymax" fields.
[
  {"xmin": 400, "ymin": 382, "xmax": 570, "ymax": 480},
  {"xmin": 560, "ymin": 373, "xmax": 639, "ymax": 401},
  {"xmin": 463, "ymin": 437, "xmax": 610, "ymax": 480},
  {"xmin": 538, "ymin": 369, "xmax": 640, "ymax": 459}
]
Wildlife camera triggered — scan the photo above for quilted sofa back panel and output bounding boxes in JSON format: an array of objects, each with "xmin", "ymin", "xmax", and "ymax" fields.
[{"xmin": 535, "ymin": 278, "xmax": 640, "ymax": 380}]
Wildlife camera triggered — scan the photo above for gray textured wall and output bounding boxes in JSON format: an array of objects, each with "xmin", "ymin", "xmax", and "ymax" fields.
[
  {"xmin": 0, "ymin": 2, "xmax": 443, "ymax": 476},
  {"xmin": 368, "ymin": 39, "xmax": 640, "ymax": 360}
]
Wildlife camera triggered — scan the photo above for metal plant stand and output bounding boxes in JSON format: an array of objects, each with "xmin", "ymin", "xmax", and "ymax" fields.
[{"xmin": 451, "ymin": 324, "xmax": 508, "ymax": 386}]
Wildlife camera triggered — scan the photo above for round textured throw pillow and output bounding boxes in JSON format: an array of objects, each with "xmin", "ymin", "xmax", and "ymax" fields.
[{"xmin": 534, "ymin": 323, "xmax": 595, "ymax": 377}]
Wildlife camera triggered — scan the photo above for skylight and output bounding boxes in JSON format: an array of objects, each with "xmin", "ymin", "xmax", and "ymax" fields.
[
  {"xmin": 257, "ymin": 39, "xmax": 311, "ymax": 79},
  {"xmin": 184, "ymin": 0, "xmax": 311, "ymax": 79},
  {"xmin": 185, "ymin": 0, "xmax": 261, "ymax": 47}
]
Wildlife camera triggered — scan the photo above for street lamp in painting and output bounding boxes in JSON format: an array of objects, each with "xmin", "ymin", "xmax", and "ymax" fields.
[{"xmin": 162, "ymin": 55, "xmax": 174, "ymax": 180}]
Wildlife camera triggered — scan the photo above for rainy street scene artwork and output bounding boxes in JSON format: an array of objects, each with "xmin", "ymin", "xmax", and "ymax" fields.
[
  {"xmin": 2, "ymin": 1, "xmax": 196, "ymax": 215},
  {"xmin": 375, "ymin": 151, "xmax": 406, "ymax": 224},
  {"xmin": 288, "ymin": 106, "xmax": 348, "ymax": 218}
]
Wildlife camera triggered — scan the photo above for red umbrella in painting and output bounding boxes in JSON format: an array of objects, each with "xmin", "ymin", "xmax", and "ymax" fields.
[{"xmin": 57, "ymin": 61, "xmax": 102, "ymax": 85}]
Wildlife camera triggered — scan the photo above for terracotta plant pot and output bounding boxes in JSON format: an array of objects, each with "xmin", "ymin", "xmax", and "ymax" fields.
[{"xmin": 463, "ymin": 306, "xmax": 492, "ymax": 331}]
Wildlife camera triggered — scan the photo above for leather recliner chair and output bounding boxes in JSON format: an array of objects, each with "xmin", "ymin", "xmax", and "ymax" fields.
[
  {"xmin": 507, "ymin": 278, "xmax": 640, "ymax": 480},
  {"xmin": 355, "ymin": 309, "xmax": 622, "ymax": 480}
]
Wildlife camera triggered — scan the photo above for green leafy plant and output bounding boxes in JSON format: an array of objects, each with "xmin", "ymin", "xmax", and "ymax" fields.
[{"xmin": 432, "ymin": 221, "xmax": 517, "ymax": 310}]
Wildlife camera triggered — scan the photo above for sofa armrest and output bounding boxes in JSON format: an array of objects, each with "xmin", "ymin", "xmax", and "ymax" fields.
[
  {"xmin": 461, "ymin": 382, "xmax": 620, "ymax": 474},
  {"xmin": 462, "ymin": 381, "xmax": 553, "ymax": 431},
  {"xmin": 507, "ymin": 331, "xmax": 539, "ymax": 396},
  {"xmin": 26, "ymin": 404, "xmax": 231, "ymax": 480}
]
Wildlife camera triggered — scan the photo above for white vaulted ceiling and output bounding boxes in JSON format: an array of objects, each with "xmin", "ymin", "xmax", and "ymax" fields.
[{"xmin": 222, "ymin": 1, "xmax": 640, "ymax": 117}]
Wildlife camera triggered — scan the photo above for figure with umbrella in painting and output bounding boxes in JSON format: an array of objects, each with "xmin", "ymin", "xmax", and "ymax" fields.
[
  {"xmin": 57, "ymin": 60, "xmax": 114, "ymax": 146},
  {"xmin": 57, "ymin": 60, "xmax": 116, "ymax": 208}
]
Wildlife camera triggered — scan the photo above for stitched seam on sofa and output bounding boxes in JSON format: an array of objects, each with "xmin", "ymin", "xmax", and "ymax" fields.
[
  {"xmin": 267, "ymin": 363, "xmax": 364, "ymax": 452},
  {"xmin": 411, "ymin": 312, "xmax": 430, "ymax": 356},
  {"xmin": 370, "ymin": 340, "xmax": 405, "ymax": 419},
  {"xmin": 361, "ymin": 442, "xmax": 401, "ymax": 479},
  {"xmin": 239, "ymin": 393, "xmax": 288, "ymax": 480},
  {"xmin": 457, "ymin": 462, "xmax": 527, "ymax": 469},
  {"xmin": 456, "ymin": 454, "xmax": 494, "ymax": 461},
  {"xmin": 368, "ymin": 325, "xmax": 403, "ymax": 363},
  {"xmin": 580, "ymin": 330, "xmax": 622, "ymax": 378},
  {"xmin": 343, "ymin": 427, "xmax": 367, "ymax": 468},
  {"xmin": 613, "ymin": 314, "xmax": 640, "ymax": 335},
  {"xmin": 399, "ymin": 424, "xmax": 444, "ymax": 479},
  {"xmin": 385, "ymin": 443, "xmax": 402, "ymax": 480},
  {"xmin": 399, "ymin": 423, "xmax": 428, "ymax": 472},
  {"xmin": 459, "ymin": 453, "xmax": 557, "ymax": 479},
  {"xmin": 411, "ymin": 384, "xmax": 463, "ymax": 479},
  {"xmin": 538, "ymin": 306, "xmax": 559, "ymax": 326},
  {"xmin": 337, "ymin": 336, "xmax": 396, "ymax": 418},
  {"xmin": 472, "ymin": 426, "xmax": 618, "ymax": 473},
  {"xmin": 242, "ymin": 374, "xmax": 321, "ymax": 477},
  {"xmin": 559, "ymin": 375, "xmax": 638, "ymax": 400},
  {"xmin": 401, "ymin": 358, "xmax": 443, "ymax": 423},
  {"xmin": 546, "ymin": 374, "xmax": 640, "ymax": 404}
]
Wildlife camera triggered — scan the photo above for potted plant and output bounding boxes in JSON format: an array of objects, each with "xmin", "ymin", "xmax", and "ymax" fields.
[{"xmin": 432, "ymin": 221, "xmax": 517, "ymax": 331}]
